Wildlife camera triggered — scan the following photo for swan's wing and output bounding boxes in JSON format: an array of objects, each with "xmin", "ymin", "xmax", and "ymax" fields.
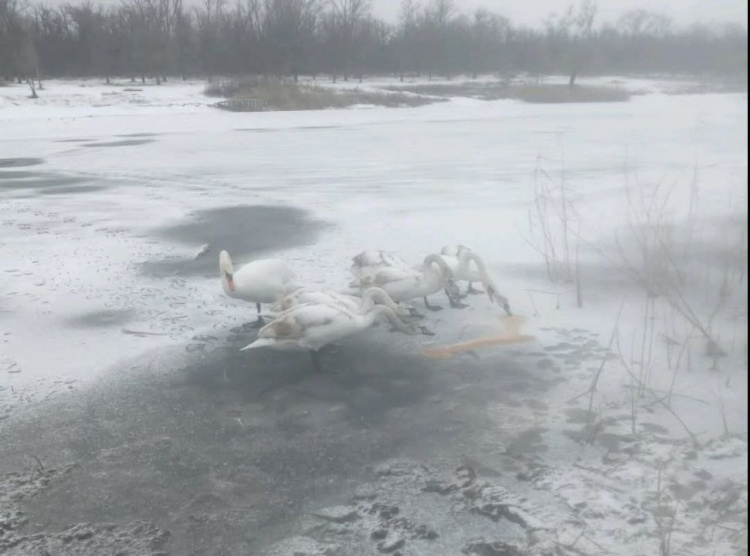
[
  {"xmin": 381, "ymin": 252, "xmax": 409, "ymax": 268},
  {"xmin": 263, "ymin": 303, "xmax": 353, "ymax": 340},
  {"xmin": 352, "ymin": 250, "xmax": 408, "ymax": 268},
  {"xmin": 241, "ymin": 337, "xmax": 305, "ymax": 352},
  {"xmin": 234, "ymin": 259, "xmax": 292, "ymax": 284},
  {"xmin": 351, "ymin": 251, "xmax": 408, "ymax": 278},
  {"xmin": 358, "ymin": 265, "xmax": 419, "ymax": 287},
  {"xmin": 351, "ymin": 250, "xmax": 384, "ymax": 268},
  {"xmin": 294, "ymin": 291, "xmax": 359, "ymax": 313}
]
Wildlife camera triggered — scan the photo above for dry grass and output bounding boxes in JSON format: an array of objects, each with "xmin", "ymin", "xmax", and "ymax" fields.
[
  {"xmin": 207, "ymin": 77, "xmax": 442, "ymax": 111},
  {"xmin": 383, "ymin": 81, "xmax": 632, "ymax": 103}
]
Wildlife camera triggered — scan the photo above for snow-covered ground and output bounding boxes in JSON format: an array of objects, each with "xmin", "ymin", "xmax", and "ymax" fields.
[{"xmin": 0, "ymin": 76, "xmax": 747, "ymax": 555}]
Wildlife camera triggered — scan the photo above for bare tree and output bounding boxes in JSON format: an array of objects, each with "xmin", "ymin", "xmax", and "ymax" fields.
[
  {"xmin": 0, "ymin": 0, "xmax": 745, "ymax": 85},
  {"xmin": 327, "ymin": 0, "xmax": 370, "ymax": 79},
  {"xmin": 262, "ymin": 0, "xmax": 323, "ymax": 80},
  {"xmin": 0, "ymin": 0, "xmax": 27, "ymax": 81},
  {"xmin": 545, "ymin": 0, "xmax": 597, "ymax": 88}
]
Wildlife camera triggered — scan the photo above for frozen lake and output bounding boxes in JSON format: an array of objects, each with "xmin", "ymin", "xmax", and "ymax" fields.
[{"xmin": 0, "ymin": 78, "xmax": 747, "ymax": 555}]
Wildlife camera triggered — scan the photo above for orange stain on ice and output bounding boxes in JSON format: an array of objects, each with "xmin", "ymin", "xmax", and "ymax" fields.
[{"xmin": 423, "ymin": 315, "xmax": 535, "ymax": 360}]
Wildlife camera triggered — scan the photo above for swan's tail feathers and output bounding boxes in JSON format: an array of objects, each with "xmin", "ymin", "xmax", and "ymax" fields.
[{"xmin": 240, "ymin": 338, "xmax": 276, "ymax": 352}]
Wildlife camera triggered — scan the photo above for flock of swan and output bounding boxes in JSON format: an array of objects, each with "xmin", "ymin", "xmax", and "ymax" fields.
[{"xmin": 219, "ymin": 245, "xmax": 511, "ymax": 371}]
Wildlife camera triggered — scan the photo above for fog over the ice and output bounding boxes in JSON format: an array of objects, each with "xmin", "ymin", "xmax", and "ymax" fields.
[
  {"xmin": 371, "ymin": 0, "xmax": 748, "ymax": 28},
  {"xmin": 29, "ymin": 0, "xmax": 750, "ymax": 28}
]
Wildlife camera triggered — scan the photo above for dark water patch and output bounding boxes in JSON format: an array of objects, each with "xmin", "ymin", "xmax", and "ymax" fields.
[
  {"xmin": 38, "ymin": 184, "xmax": 108, "ymax": 196},
  {"xmin": 82, "ymin": 139, "xmax": 155, "ymax": 148},
  {"xmin": 0, "ymin": 337, "xmax": 442, "ymax": 554},
  {"xmin": 0, "ymin": 157, "xmax": 44, "ymax": 168},
  {"xmin": 141, "ymin": 205, "xmax": 329, "ymax": 277},
  {"xmin": 0, "ymin": 326, "xmax": 555, "ymax": 555},
  {"xmin": 67, "ymin": 309, "xmax": 137, "ymax": 328},
  {"xmin": 0, "ymin": 170, "xmax": 37, "ymax": 180},
  {"xmin": 0, "ymin": 171, "xmax": 106, "ymax": 195}
]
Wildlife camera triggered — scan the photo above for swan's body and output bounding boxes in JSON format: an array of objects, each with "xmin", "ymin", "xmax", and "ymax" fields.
[
  {"xmin": 219, "ymin": 250, "xmax": 299, "ymax": 325},
  {"xmin": 440, "ymin": 245, "xmax": 482, "ymax": 283},
  {"xmin": 437, "ymin": 247, "xmax": 512, "ymax": 315},
  {"xmin": 270, "ymin": 286, "xmax": 415, "ymax": 318},
  {"xmin": 241, "ymin": 302, "xmax": 433, "ymax": 371},
  {"xmin": 355, "ymin": 254, "xmax": 461, "ymax": 310},
  {"xmin": 350, "ymin": 250, "xmax": 410, "ymax": 279}
]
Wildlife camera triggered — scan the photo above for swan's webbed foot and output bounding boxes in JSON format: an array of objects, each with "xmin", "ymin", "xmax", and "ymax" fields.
[
  {"xmin": 247, "ymin": 316, "xmax": 265, "ymax": 329},
  {"xmin": 404, "ymin": 304, "xmax": 425, "ymax": 319},
  {"xmin": 448, "ymin": 296, "xmax": 470, "ymax": 309},
  {"xmin": 423, "ymin": 296, "xmax": 443, "ymax": 312}
]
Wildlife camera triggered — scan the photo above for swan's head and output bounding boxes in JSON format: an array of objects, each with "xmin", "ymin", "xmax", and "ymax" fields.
[
  {"xmin": 485, "ymin": 284, "xmax": 512, "ymax": 315},
  {"xmin": 219, "ymin": 250, "xmax": 236, "ymax": 292},
  {"xmin": 444, "ymin": 278, "xmax": 463, "ymax": 307}
]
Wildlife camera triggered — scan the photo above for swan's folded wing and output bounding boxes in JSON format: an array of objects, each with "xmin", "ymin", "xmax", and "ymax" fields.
[
  {"xmin": 369, "ymin": 266, "xmax": 419, "ymax": 283},
  {"xmin": 280, "ymin": 304, "xmax": 351, "ymax": 335}
]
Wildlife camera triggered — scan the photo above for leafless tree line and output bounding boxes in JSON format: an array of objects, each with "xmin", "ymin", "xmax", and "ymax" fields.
[{"xmin": 1, "ymin": 0, "xmax": 746, "ymax": 85}]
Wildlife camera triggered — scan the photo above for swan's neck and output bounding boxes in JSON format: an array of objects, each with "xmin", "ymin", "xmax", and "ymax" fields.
[
  {"xmin": 421, "ymin": 254, "xmax": 451, "ymax": 285},
  {"xmin": 364, "ymin": 305, "xmax": 411, "ymax": 333},
  {"xmin": 220, "ymin": 254, "xmax": 236, "ymax": 292},
  {"xmin": 361, "ymin": 287, "xmax": 397, "ymax": 310},
  {"xmin": 460, "ymin": 251, "xmax": 491, "ymax": 285}
]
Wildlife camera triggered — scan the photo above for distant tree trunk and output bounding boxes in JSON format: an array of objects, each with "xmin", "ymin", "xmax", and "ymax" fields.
[
  {"xmin": 399, "ymin": 71, "xmax": 404, "ymax": 82},
  {"xmin": 17, "ymin": 76, "xmax": 22, "ymax": 84},
  {"xmin": 141, "ymin": 75, "xmax": 145, "ymax": 84},
  {"xmin": 27, "ymin": 78, "xmax": 38, "ymax": 98},
  {"xmin": 106, "ymin": 75, "xmax": 110, "ymax": 84},
  {"xmin": 568, "ymin": 70, "xmax": 577, "ymax": 89},
  {"xmin": 156, "ymin": 76, "xmax": 161, "ymax": 85},
  {"xmin": 131, "ymin": 75, "xmax": 136, "ymax": 82}
]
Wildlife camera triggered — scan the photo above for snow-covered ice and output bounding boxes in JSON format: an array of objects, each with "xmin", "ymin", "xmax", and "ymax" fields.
[{"xmin": 0, "ymin": 76, "xmax": 746, "ymax": 555}]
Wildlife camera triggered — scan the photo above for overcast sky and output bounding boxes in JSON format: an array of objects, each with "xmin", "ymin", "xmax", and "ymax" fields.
[{"xmin": 372, "ymin": 0, "xmax": 747, "ymax": 28}]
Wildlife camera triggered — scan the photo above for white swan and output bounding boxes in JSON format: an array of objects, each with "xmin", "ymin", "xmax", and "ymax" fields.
[
  {"xmin": 219, "ymin": 250, "xmax": 299, "ymax": 326},
  {"xmin": 349, "ymin": 249, "xmax": 410, "ymax": 279},
  {"xmin": 241, "ymin": 302, "xmax": 434, "ymax": 371},
  {"xmin": 354, "ymin": 254, "xmax": 461, "ymax": 311},
  {"xmin": 438, "ymin": 247, "xmax": 512, "ymax": 315},
  {"xmin": 270, "ymin": 286, "xmax": 418, "ymax": 318},
  {"xmin": 440, "ymin": 245, "xmax": 482, "ymax": 292}
]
